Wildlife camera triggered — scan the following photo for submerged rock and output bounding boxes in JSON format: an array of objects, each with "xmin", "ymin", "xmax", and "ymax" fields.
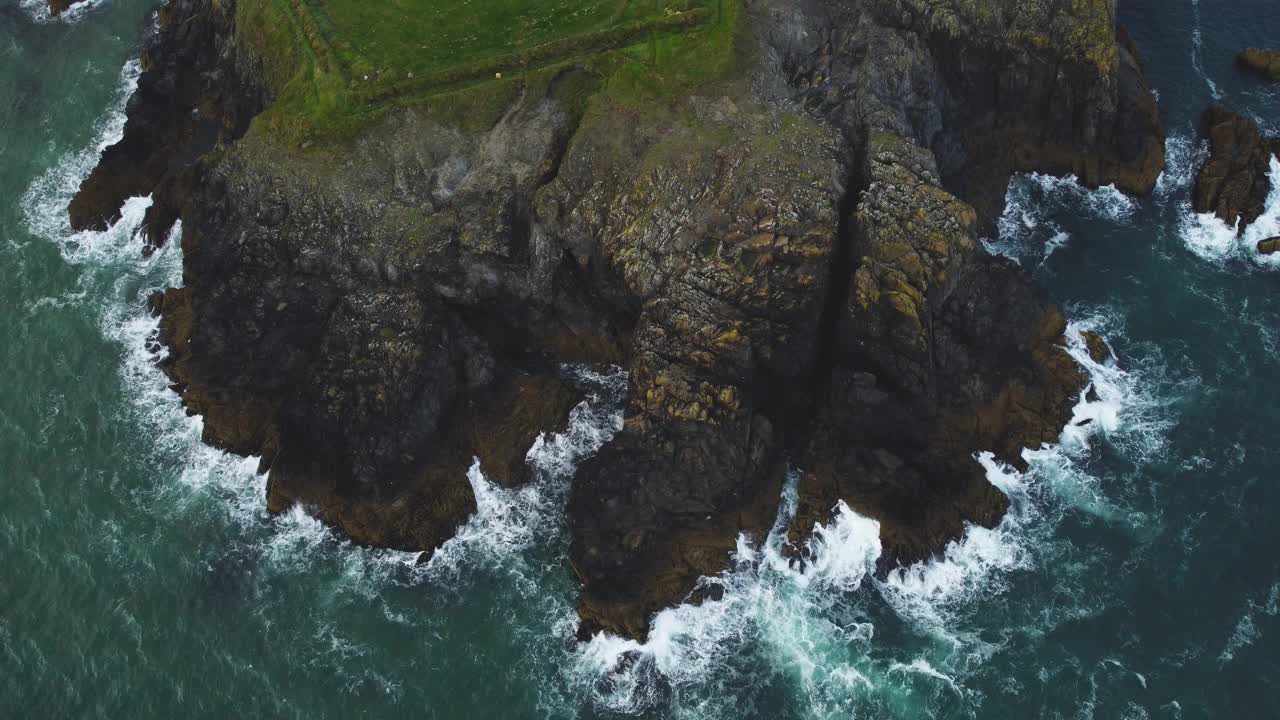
[
  {"xmin": 1194, "ymin": 106, "xmax": 1279, "ymax": 232},
  {"xmin": 1082, "ymin": 331, "xmax": 1113, "ymax": 364},
  {"xmin": 47, "ymin": 0, "xmax": 84, "ymax": 16},
  {"xmin": 1239, "ymin": 48, "xmax": 1280, "ymax": 81},
  {"xmin": 76, "ymin": 0, "xmax": 1166, "ymax": 641}
]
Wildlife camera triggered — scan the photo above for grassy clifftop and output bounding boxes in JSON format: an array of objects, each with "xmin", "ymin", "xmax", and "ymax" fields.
[{"xmin": 236, "ymin": 0, "xmax": 741, "ymax": 145}]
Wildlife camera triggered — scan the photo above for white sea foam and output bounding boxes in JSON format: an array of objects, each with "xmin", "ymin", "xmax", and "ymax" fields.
[
  {"xmin": 18, "ymin": 0, "xmax": 108, "ymax": 23},
  {"xmin": 424, "ymin": 367, "xmax": 626, "ymax": 580},
  {"xmin": 22, "ymin": 59, "xmax": 141, "ymax": 250},
  {"xmin": 1178, "ymin": 155, "xmax": 1280, "ymax": 267},
  {"xmin": 1155, "ymin": 132, "xmax": 1207, "ymax": 200},
  {"xmin": 571, "ymin": 473, "xmax": 889, "ymax": 716},
  {"xmin": 1219, "ymin": 579, "xmax": 1280, "ymax": 664},
  {"xmin": 985, "ymin": 173, "xmax": 1137, "ymax": 267},
  {"xmin": 887, "ymin": 658, "xmax": 962, "ymax": 696},
  {"xmin": 568, "ymin": 302, "xmax": 1172, "ymax": 717},
  {"xmin": 1189, "ymin": 0, "xmax": 1222, "ymax": 100}
]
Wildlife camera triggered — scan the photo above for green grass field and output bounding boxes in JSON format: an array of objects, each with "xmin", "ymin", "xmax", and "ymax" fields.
[{"xmin": 236, "ymin": 0, "xmax": 739, "ymax": 145}]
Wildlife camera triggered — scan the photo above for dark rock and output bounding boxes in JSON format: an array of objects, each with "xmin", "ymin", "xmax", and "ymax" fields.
[
  {"xmin": 1258, "ymin": 237, "xmax": 1280, "ymax": 255},
  {"xmin": 47, "ymin": 0, "xmax": 85, "ymax": 16},
  {"xmin": 1239, "ymin": 48, "xmax": 1280, "ymax": 82},
  {"xmin": 78, "ymin": 0, "xmax": 1168, "ymax": 642},
  {"xmin": 67, "ymin": 0, "xmax": 263, "ymax": 239},
  {"xmin": 1082, "ymin": 330, "xmax": 1112, "ymax": 364},
  {"xmin": 1193, "ymin": 106, "xmax": 1280, "ymax": 231}
]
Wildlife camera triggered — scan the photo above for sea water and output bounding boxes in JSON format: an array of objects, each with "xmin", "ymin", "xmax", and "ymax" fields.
[{"xmin": 2, "ymin": 1, "xmax": 1278, "ymax": 717}]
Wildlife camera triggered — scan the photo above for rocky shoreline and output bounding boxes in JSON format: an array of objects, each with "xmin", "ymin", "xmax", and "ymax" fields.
[{"xmin": 75, "ymin": 0, "xmax": 1165, "ymax": 640}]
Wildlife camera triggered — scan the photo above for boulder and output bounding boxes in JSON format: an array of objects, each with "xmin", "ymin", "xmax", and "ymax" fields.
[
  {"xmin": 1194, "ymin": 106, "xmax": 1279, "ymax": 231},
  {"xmin": 1239, "ymin": 48, "xmax": 1280, "ymax": 81},
  {"xmin": 47, "ymin": 0, "xmax": 84, "ymax": 15}
]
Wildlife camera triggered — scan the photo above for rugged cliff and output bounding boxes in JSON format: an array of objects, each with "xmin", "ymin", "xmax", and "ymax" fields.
[{"xmin": 76, "ymin": 0, "xmax": 1164, "ymax": 640}]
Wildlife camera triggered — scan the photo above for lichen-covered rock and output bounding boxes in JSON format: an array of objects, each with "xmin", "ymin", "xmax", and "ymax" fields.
[
  {"xmin": 791, "ymin": 131, "xmax": 1082, "ymax": 570},
  {"xmin": 1194, "ymin": 106, "xmax": 1280, "ymax": 231},
  {"xmin": 79, "ymin": 0, "xmax": 1167, "ymax": 641},
  {"xmin": 783, "ymin": 0, "xmax": 1165, "ymax": 227},
  {"xmin": 539, "ymin": 100, "xmax": 841, "ymax": 638},
  {"xmin": 1239, "ymin": 48, "xmax": 1280, "ymax": 81}
]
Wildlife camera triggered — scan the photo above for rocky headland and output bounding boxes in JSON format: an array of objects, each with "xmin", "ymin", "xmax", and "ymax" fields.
[{"xmin": 75, "ymin": 0, "xmax": 1164, "ymax": 639}]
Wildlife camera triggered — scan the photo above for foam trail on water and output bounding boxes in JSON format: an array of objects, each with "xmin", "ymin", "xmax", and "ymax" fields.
[
  {"xmin": 19, "ymin": 0, "xmax": 108, "ymax": 23},
  {"xmin": 1189, "ymin": 0, "xmax": 1222, "ymax": 100},
  {"xmin": 1219, "ymin": 580, "xmax": 1280, "ymax": 664}
]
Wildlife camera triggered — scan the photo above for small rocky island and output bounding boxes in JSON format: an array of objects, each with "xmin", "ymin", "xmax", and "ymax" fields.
[
  {"xmin": 72, "ymin": 0, "xmax": 1165, "ymax": 639},
  {"xmin": 1194, "ymin": 105, "xmax": 1280, "ymax": 253}
]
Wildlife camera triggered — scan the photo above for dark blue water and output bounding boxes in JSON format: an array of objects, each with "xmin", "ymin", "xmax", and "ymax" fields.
[{"xmin": 1, "ymin": 1, "xmax": 1277, "ymax": 718}]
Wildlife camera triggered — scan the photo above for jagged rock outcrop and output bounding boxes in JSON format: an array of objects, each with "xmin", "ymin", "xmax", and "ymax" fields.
[
  {"xmin": 68, "ymin": 0, "xmax": 263, "ymax": 244},
  {"xmin": 1239, "ymin": 48, "xmax": 1280, "ymax": 82},
  {"xmin": 789, "ymin": 132, "xmax": 1082, "ymax": 569},
  {"xmin": 795, "ymin": 0, "xmax": 1166, "ymax": 227},
  {"xmin": 1194, "ymin": 106, "xmax": 1279, "ymax": 231},
  {"xmin": 75, "ymin": 0, "xmax": 1165, "ymax": 641}
]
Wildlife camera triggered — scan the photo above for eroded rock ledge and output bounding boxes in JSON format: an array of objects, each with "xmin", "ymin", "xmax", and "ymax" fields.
[{"xmin": 78, "ymin": 0, "xmax": 1164, "ymax": 640}]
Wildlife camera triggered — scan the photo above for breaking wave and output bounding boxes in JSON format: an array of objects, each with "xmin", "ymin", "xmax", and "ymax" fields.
[
  {"xmin": 1178, "ymin": 155, "xmax": 1280, "ymax": 267},
  {"xmin": 17, "ymin": 40, "xmax": 1191, "ymax": 720},
  {"xmin": 984, "ymin": 173, "xmax": 1137, "ymax": 268},
  {"xmin": 18, "ymin": 0, "xmax": 109, "ymax": 23},
  {"xmin": 561, "ymin": 306, "xmax": 1173, "ymax": 717}
]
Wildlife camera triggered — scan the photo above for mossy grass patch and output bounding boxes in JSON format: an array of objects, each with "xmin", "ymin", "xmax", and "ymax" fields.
[{"xmin": 238, "ymin": 0, "xmax": 742, "ymax": 146}]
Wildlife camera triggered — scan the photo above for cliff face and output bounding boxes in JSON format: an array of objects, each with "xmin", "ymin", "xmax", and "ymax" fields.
[{"xmin": 77, "ymin": 0, "xmax": 1164, "ymax": 640}]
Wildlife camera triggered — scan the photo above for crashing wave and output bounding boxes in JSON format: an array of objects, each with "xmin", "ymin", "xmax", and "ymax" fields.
[
  {"xmin": 18, "ymin": 0, "xmax": 109, "ymax": 24},
  {"xmin": 1178, "ymin": 156, "xmax": 1280, "ymax": 267},
  {"xmin": 984, "ymin": 173, "xmax": 1137, "ymax": 267}
]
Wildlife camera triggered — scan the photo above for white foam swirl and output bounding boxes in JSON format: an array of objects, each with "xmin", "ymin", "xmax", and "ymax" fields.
[
  {"xmin": 985, "ymin": 173, "xmax": 1137, "ymax": 267},
  {"xmin": 18, "ymin": 0, "xmax": 109, "ymax": 23}
]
